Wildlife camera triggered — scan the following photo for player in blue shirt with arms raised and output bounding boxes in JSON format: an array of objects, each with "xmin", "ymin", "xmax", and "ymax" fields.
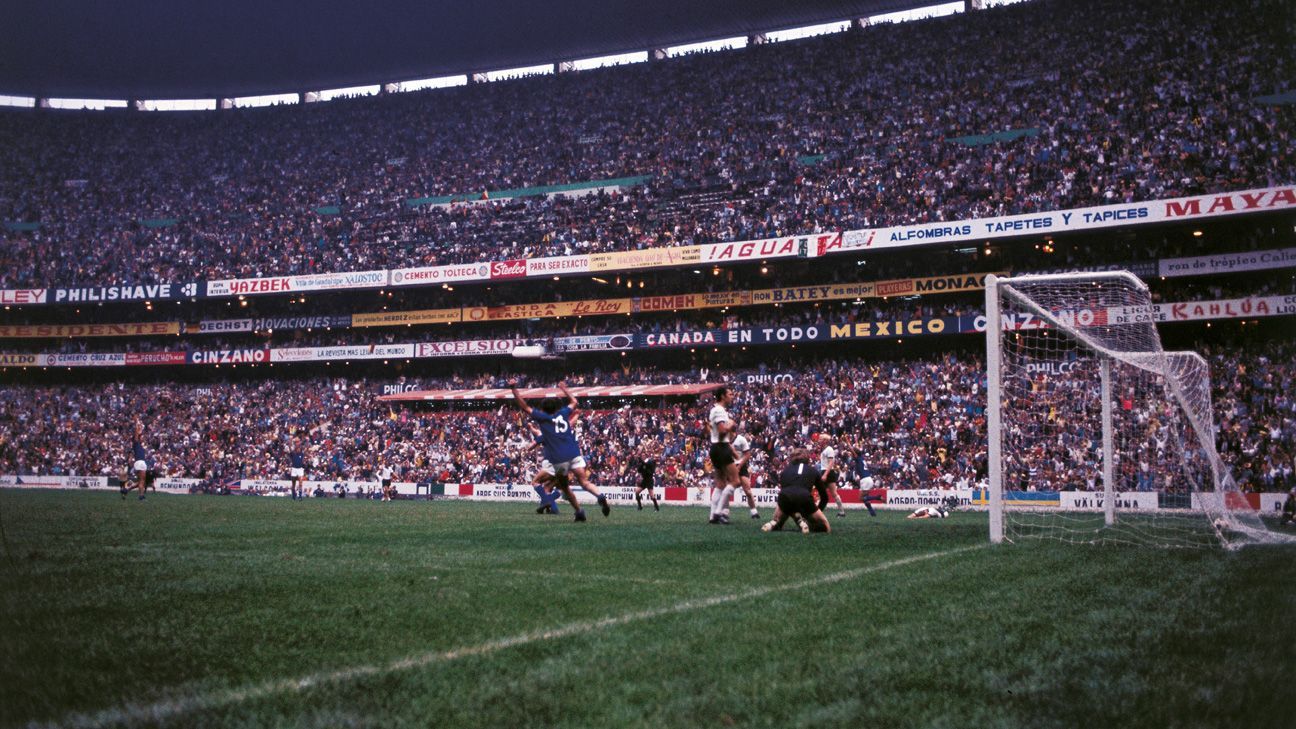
[{"xmin": 509, "ymin": 379, "xmax": 611, "ymax": 522}]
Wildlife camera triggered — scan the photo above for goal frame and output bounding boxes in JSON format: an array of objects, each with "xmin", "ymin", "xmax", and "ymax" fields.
[{"xmin": 985, "ymin": 271, "xmax": 1229, "ymax": 545}]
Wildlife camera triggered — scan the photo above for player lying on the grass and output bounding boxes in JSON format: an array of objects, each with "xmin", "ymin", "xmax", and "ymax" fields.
[
  {"xmin": 761, "ymin": 449, "xmax": 831, "ymax": 534},
  {"xmin": 509, "ymin": 378, "xmax": 611, "ymax": 522},
  {"xmin": 908, "ymin": 495, "xmax": 961, "ymax": 519}
]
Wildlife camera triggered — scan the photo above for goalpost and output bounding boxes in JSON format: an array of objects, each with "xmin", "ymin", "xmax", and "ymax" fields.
[{"xmin": 985, "ymin": 271, "xmax": 1292, "ymax": 549}]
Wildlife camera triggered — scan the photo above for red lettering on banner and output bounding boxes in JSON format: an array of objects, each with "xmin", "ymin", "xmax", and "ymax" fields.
[
  {"xmin": 1164, "ymin": 200, "xmax": 1202, "ymax": 218},
  {"xmin": 570, "ymin": 300, "xmax": 623, "ymax": 315},
  {"xmin": 710, "ymin": 237, "xmax": 797, "ymax": 261},
  {"xmin": 490, "ymin": 260, "xmax": 527, "ymax": 279},
  {"xmin": 1240, "ymin": 193, "xmax": 1266, "ymax": 209},
  {"xmin": 816, "ymin": 232, "xmax": 845, "ymax": 256},
  {"xmin": 1207, "ymin": 196, "xmax": 1235, "ymax": 214},
  {"xmin": 640, "ymin": 295, "xmax": 697, "ymax": 311},
  {"xmin": 876, "ymin": 280, "xmax": 914, "ymax": 296},
  {"xmin": 0, "ymin": 289, "xmax": 46, "ymax": 305},
  {"xmin": 230, "ymin": 279, "xmax": 289, "ymax": 294},
  {"xmin": 1165, "ymin": 188, "xmax": 1294, "ymax": 218},
  {"xmin": 126, "ymin": 352, "xmax": 186, "ymax": 365},
  {"xmin": 1271, "ymin": 189, "xmax": 1296, "ymax": 207}
]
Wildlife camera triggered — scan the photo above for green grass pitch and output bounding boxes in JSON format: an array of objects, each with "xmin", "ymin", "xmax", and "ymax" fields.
[{"xmin": 1, "ymin": 490, "xmax": 1293, "ymax": 728}]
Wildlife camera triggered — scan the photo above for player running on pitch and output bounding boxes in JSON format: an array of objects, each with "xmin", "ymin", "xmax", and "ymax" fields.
[{"xmin": 509, "ymin": 379, "xmax": 611, "ymax": 522}]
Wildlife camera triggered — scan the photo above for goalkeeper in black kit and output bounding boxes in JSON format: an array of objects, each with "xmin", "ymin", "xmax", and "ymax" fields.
[
  {"xmin": 1281, "ymin": 488, "xmax": 1296, "ymax": 527},
  {"xmin": 761, "ymin": 449, "xmax": 831, "ymax": 534}
]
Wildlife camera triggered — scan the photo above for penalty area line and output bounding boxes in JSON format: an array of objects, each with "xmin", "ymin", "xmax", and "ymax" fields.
[{"xmin": 44, "ymin": 545, "xmax": 981, "ymax": 729}]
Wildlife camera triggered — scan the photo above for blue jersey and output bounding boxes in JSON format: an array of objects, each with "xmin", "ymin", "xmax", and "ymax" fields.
[
  {"xmin": 530, "ymin": 406, "xmax": 581, "ymax": 463},
  {"xmin": 132, "ymin": 441, "xmax": 147, "ymax": 461},
  {"xmin": 290, "ymin": 451, "xmax": 305, "ymax": 468}
]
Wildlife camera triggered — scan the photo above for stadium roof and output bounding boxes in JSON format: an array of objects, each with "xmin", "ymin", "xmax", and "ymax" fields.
[{"xmin": 2, "ymin": 1, "xmax": 943, "ymax": 100}]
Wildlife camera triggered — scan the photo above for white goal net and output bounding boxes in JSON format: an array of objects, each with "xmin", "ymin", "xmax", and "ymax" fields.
[{"xmin": 985, "ymin": 271, "xmax": 1292, "ymax": 549}]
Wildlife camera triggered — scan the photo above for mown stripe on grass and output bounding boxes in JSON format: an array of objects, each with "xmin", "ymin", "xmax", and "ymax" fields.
[{"xmin": 43, "ymin": 545, "xmax": 981, "ymax": 729}]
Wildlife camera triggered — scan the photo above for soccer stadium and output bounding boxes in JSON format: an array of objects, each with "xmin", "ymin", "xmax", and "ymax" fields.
[{"xmin": 1, "ymin": 0, "xmax": 1294, "ymax": 726}]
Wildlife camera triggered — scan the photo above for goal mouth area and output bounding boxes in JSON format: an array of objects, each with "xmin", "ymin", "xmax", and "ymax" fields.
[{"xmin": 983, "ymin": 271, "xmax": 1294, "ymax": 550}]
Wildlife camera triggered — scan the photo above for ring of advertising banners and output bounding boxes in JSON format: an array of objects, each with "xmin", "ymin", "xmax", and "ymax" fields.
[
  {"xmin": 4, "ymin": 293, "xmax": 1295, "ymax": 369},
  {"xmin": 1, "ymin": 187, "xmax": 1292, "ymax": 309}
]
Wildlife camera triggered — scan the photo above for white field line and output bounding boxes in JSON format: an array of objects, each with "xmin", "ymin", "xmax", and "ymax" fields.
[{"xmin": 42, "ymin": 545, "xmax": 981, "ymax": 729}]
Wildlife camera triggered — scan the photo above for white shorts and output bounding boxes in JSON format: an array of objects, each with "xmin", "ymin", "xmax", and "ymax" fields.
[
  {"xmin": 290, "ymin": 467, "xmax": 304, "ymax": 478},
  {"xmin": 861, "ymin": 476, "xmax": 875, "ymax": 490},
  {"xmin": 538, "ymin": 460, "xmax": 555, "ymax": 477},
  {"xmin": 134, "ymin": 460, "xmax": 147, "ymax": 473},
  {"xmin": 551, "ymin": 456, "xmax": 587, "ymax": 476}
]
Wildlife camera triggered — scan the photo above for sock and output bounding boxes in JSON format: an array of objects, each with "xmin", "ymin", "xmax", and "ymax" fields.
[
  {"xmin": 720, "ymin": 486, "xmax": 735, "ymax": 517},
  {"xmin": 709, "ymin": 487, "xmax": 724, "ymax": 517}
]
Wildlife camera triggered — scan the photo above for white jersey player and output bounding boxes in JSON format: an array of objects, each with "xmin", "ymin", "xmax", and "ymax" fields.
[{"xmin": 706, "ymin": 387, "xmax": 741, "ymax": 524}]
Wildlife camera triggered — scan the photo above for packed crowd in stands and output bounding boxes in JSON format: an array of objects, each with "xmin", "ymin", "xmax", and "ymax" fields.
[
  {"xmin": 1, "ymin": 0, "xmax": 1291, "ymax": 288},
  {"xmin": 1, "ymin": 344, "xmax": 1290, "ymax": 496}
]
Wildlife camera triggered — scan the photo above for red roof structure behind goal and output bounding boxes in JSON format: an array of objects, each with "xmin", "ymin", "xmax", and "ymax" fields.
[{"xmin": 378, "ymin": 383, "xmax": 724, "ymax": 402}]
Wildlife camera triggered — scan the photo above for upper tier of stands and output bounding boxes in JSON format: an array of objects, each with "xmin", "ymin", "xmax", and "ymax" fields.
[{"xmin": 1, "ymin": 0, "xmax": 1292, "ymax": 288}]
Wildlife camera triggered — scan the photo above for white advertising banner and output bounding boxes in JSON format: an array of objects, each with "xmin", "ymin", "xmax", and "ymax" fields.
[
  {"xmin": 154, "ymin": 478, "xmax": 204, "ymax": 492},
  {"xmin": 836, "ymin": 186, "xmax": 1296, "ymax": 254},
  {"xmin": 449, "ymin": 484, "xmax": 669, "ymax": 506},
  {"xmin": 45, "ymin": 353, "xmax": 127, "ymax": 367},
  {"xmin": 526, "ymin": 255, "xmax": 590, "ymax": 277},
  {"xmin": 413, "ymin": 339, "xmax": 524, "ymax": 358},
  {"xmin": 235, "ymin": 479, "xmax": 419, "ymax": 496},
  {"xmin": 0, "ymin": 288, "xmax": 49, "ymax": 305},
  {"xmin": 269, "ymin": 344, "xmax": 414, "ymax": 363},
  {"xmin": 1107, "ymin": 295, "xmax": 1296, "ymax": 324},
  {"xmin": 1159, "ymin": 247, "xmax": 1296, "ymax": 278},
  {"xmin": 0, "ymin": 475, "xmax": 111, "ymax": 490},
  {"xmin": 207, "ymin": 270, "xmax": 388, "ymax": 297},
  {"xmin": 884, "ymin": 489, "xmax": 977, "ymax": 508},
  {"xmin": 390, "ymin": 263, "xmax": 492, "ymax": 287},
  {"xmin": 1058, "ymin": 491, "xmax": 1161, "ymax": 511}
]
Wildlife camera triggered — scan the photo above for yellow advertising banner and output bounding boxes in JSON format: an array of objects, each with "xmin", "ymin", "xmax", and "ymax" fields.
[
  {"xmin": 351, "ymin": 308, "xmax": 462, "ymax": 327},
  {"xmin": 635, "ymin": 290, "xmax": 749, "ymax": 312},
  {"xmin": 464, "ymin": 299, "xmax": 633, "ymax": 322},
  {"xmin": 0, "ymin": 322, "xmax": 180, "ymax": 338},
  {"xmin": 749, "ymin": 282, "xmax": 877, "ymax": 305},
  {"xmin": 351, "ymin": 270, "xmax": 1001, "ymax": 329},
  {"xmin": 872, "ymin": 272, "xmax": 1002, "ymax": 298},
  {"xmin": 588, "ymin": 246, "xmax": 702, "ymax": 272}
]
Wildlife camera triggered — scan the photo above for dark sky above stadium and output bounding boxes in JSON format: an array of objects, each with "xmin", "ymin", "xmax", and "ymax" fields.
[{"xmin": 0, "ymin": 1, "xmax": 936, "ymax": 99}]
